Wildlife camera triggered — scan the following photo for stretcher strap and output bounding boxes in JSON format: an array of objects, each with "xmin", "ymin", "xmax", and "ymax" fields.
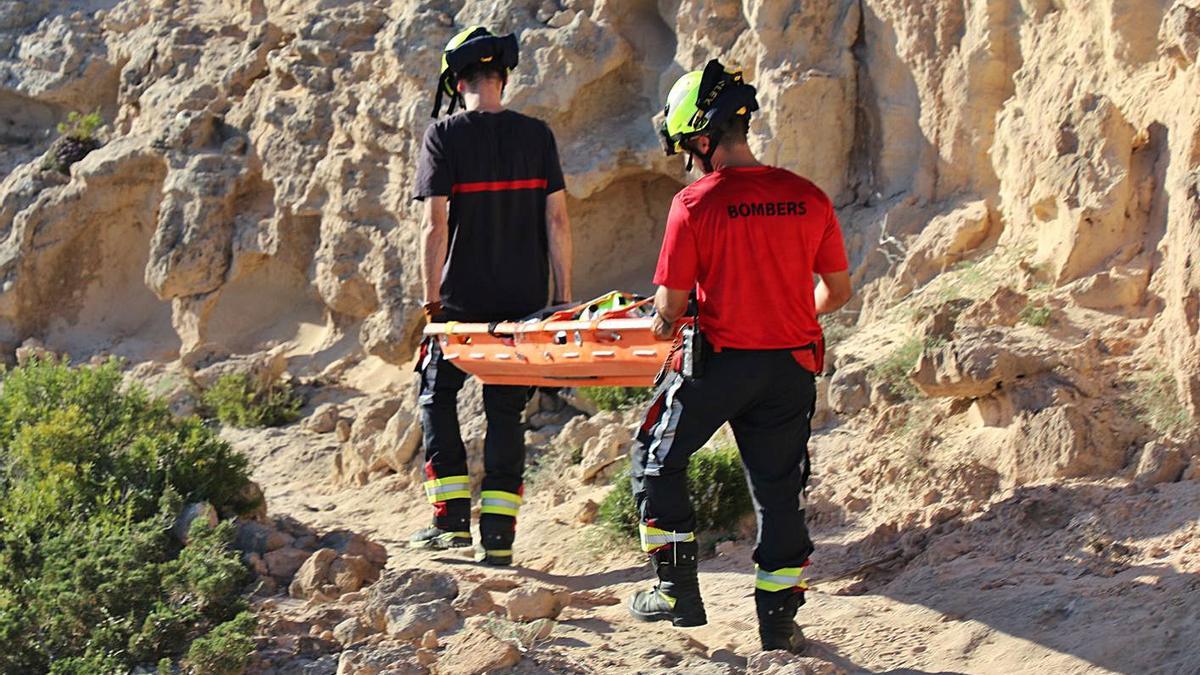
[
  {"xmin": 423, "ymin": 475, "xmax": 471, "ymax": 503},
  {"xmin": 639, "ymin": 523, "xmax": 695, "ymax": 552},
  {"xmin": 755, "ymin": 565, "xmax": 809, "ymax": 592},
  {"xmin": 479, "ymin": 490, "xmax": 522, "ymax": 517}
]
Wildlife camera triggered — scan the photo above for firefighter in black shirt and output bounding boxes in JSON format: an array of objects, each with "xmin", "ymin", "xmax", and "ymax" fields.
[{"xmin": 411, "ymin": 26, "xmax": 573, "ymax": 566}]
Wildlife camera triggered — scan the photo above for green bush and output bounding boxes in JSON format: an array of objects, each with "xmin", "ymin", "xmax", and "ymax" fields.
[
  {"xmin": 578, "ymin": 386, "xmax": 652, "ymax": 412},
  {"xmin": 598, "ymin": 443, "xmax": 752, "ymax": 539},
  {"xmin": 0, "ymin": 359, "xmax": 256, "ymax": 673},
  {"xmin": 1130, "ymin": 370, "xmax": 1192, "ymax": 437},
  {"xmin": 869, "ymin": 336, "xmax": 927, "ymax": 400},
  {"xmin": 1019, "ymin": 302, "xmax": 1053, "ymax": 327},
  {"xmin": 201, "ymin": 373, "xmax": 303, "ymax": 428}
]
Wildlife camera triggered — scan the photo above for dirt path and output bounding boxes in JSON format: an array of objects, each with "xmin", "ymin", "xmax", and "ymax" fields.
[{"xmin": 227, "ymin": 424, "xmax": 1199, "ymax": 674}]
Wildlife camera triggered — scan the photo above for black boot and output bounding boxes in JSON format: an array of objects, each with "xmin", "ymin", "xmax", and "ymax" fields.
[
  {"xmin": 409, "ymin": 524, "xmax": 472, "ymax": 550},
  {"xmin": 756, "ymin": 588, "xmax": 806, "ymax": 652},
  {"xmin": 628, "ymin": 542, "xmax": 707, "ymax": 627}
]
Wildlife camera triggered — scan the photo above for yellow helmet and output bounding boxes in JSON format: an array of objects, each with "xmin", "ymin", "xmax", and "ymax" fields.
[
  {"xmin": 432, "ymin": 26, "xmax": 519, "ymax": 117},
  {"xmin": 658, "ymin": 59, "xmax": 758, "ymax": 171}
]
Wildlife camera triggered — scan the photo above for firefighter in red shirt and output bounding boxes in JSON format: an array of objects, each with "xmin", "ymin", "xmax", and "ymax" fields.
[{"xmin": 627, "ymin": 60, "xmax": 854, "ymax": 653}]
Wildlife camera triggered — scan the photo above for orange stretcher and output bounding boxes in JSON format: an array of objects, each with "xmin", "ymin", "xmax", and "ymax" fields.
[{"xmin": 423, "ymin": 292, "xmax": 677, "ymax": 387}]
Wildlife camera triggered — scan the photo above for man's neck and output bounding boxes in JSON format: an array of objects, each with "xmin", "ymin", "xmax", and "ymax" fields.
[
  {"xmin": 463, "ymin": 92, "xmax": 505, "ymax": 113},
  {"xmin": 710, "ymin": 145, "xmax": 762, "ymax": 171}
]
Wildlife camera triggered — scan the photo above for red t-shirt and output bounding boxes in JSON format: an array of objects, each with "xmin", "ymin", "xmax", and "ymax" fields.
[{"xmin": 653, "ymin": 166, "xmax": 849, "ymax": 371}]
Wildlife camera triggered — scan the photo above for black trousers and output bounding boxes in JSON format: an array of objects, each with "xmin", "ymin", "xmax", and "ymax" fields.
[
  {"xmin": 418, "ymin": 338, "xmax": 528, "ymax": 551},
  {"xmin": 630, "ymin": 349, "xmax": 816, "ymax": 571}
]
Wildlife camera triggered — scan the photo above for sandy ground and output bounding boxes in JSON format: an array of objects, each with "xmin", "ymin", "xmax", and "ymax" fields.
[{"xmin": 225, "ymin": 418, "xmax": 1200, "ymax": 675}]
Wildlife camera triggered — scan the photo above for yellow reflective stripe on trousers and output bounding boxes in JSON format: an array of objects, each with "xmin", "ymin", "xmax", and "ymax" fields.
[
  {"xmin": 755, "ymin": 565, "xmax": 809, "ymax": 592},
  {"xmin": 638, "ymin": 523, "xmax": 695, "ymax": 552},
  {"xmin": 479, "ymin": 490, "xmax": 522, "ymax": 516},
  {"xmin": 423, "ymin": 475, "xmax": 470, "ymax": 503}
]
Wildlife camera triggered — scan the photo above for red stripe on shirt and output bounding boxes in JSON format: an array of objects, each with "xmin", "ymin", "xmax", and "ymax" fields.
[{"xmin": 451, "ymin": 178, "xmax": 548, "ymax": 194}]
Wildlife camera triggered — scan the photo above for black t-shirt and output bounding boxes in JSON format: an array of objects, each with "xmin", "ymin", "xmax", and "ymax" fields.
[{"xmin": 414, "ymin": 110, "xmax": 566, "ymax": 321}]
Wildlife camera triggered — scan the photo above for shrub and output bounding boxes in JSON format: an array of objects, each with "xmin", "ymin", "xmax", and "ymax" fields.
[
  {"xmin": 1019, "ymin": 302, "xmax": 1053, "ymax": 327},
  {"xmin": 598, "ymin": 444, "xmax": 752, "ymax": 539},
  {"xmin": 1130, "ymin": 370, "xmax": 1192, "ymax": 437},
  {"xmin": 42, "ymin": 111, "xmax": 105, "ymax": 174},
  {"xmin": 201, "ymin": 373, "xmax": 303, "ymax": 428},
  {"xmin": 0, "ymin": 359, "xmax": 255, "ymax": 673},
  {"xmin": 183, "ymin": 611, "xmax": 257, "ymax": 675},
  {"xmin": 578, "ymin": 386, "xmax": 652, "ymax": 412},
  {"xmin": 869, "ymin": 336, "xmax": 927, "ymax": 400}
]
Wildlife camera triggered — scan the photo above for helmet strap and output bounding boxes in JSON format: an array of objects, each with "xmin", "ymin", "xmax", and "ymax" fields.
[{"xmin": 683, "ymin": 131, "xmax": 722, "ymax": 173}]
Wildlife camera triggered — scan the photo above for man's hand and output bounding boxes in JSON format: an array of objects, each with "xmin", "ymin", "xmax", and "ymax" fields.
[
  {"xmin": 652, "ymin": 285, "xmax": 690, "ymax": 341},
  {"xmin": 652, "ymin": 313, "xmax": 676, "ymax": 340}
]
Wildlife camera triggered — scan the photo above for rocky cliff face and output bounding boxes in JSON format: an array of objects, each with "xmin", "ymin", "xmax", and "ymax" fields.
[{"xmin": 1, "ymin": 0, "xmax": 1198, "ymax": 485}]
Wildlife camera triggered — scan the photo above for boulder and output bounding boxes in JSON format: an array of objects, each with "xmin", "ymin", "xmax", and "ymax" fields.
[
  {"xmin": 580, "ymin": 422, "xmax": 633, "ymax": 482},
  {"xmin": 505, "ymin": 585, "xmax": 569, "ymax": 622},
  {"xmin": 1134, "ymin": 441, "xmax": 1188, "ymax": 485},
  {"xmin": 304, "ymin": 403, "xmax": 341, "ymax": 434},
  {"xmin": 911, "ymin": 330, "xmax": 1056, "ymax": 399},
  {"xmin": 897, "ymin": 201, "xmax": 993, "ymax": 287},
  {"xmin": 172, "ymin": 502, "xmax": 217, "ymax": 545},
  {"xmin": 999, "ymin": 405, "xmax": 1124, "ymax": 483},
  {"xmin": 452, "ymin": 585, "xmax": 498, "ymax": 618},
  {"xmin": 385, "ymin": 600, "xmax": 457, "ymax": 641},
  {"xmin": 265, "ymin": 547, "xmax": 314, "ymax": 580},
  {"xmin": 828, "ymin": 361, "xmax": 871, "ymax": 415},
  {"xmin": 365, "ymin": 570, "xmax": 458, "ymax": 630},
  {"xmin": 332, "ymin": 617, "xmax": 377, "ymax": 647},
  {"xmin": 958, "ymin": 286, "xmax": 1029, "ymax": 328},
  {"xmin": 289, "ymin": 548, "xmax": 337, "ymax": 599},
  {"xmin": 437, "ymin": 626, "xmax": 521, "ymax": 675}
]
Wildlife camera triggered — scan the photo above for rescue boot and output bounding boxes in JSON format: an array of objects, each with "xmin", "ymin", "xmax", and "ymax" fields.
[
  {"xmin": 627, "ymin": 541, "xmax": 707, "ymax": 627},
  {"xmin": 756, "ymin": 588, "xmax": 806, "ymax": 652},
  {"xmin": 408, "ymin": 524, "xmax": 472, "ymax": 550}
]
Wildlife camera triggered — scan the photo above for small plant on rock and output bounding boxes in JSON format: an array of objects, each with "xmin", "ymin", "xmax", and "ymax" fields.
[
  {"xmin": 1019, "ymin": 302, "xmax": 1053, "ymax": 327},
  {"xmin": 42, "ymin": 110, "xmax": 105, "ymax": 174},
  {"xmin": 598, "ymin": 443, "xmax": 752, "ymax": 540},
  {"xmin": 578, "ymin": 386, "xmax": 652, "ymax": 412},
  {"xmin": 870, "ymin": 335, "xmax": 928, "ymax": 400},
  {"xmin": 201, "ymin": 373, "xmax": 303, "ymax": 428},
  {"xmin": 1130, "ymin": 370, "xmax": 1192, "ymax": 437}
]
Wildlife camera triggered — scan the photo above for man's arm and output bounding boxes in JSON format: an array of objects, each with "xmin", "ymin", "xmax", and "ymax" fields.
[
  {"xmin": 422, "ymin": 196, "xmax": 450, "ymax": 315},
  {"xmin": 652, "ymin": 286, "xmax": 690, "ymax": 340},
  {"xmin": 815, "ymin": 270, "xmax": 852, "ymax": 315},
  {"xmin": 546, "ymin": 190, "xmax": 573, "ymax": 303}
]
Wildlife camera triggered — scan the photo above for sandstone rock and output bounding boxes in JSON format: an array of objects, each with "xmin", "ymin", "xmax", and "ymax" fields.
[
  {"xmin": 959, "ymin": 287, "xmax": 1029, "ymax": 328},
  {"xmin": 172, "ymin": 501, "xmax": 217, "ymax": 544},
  {"xmin": 234, "ymin": 520, "xmax": 293, "ymax": 554},
  {"xmin": 1184, "ymin": 455, "xmax": 1200, "ymax": 482},
  {"xmin": 505, "ymin": 585, "xmax": 568, "ymax": 622},
  {"xmin": 336, "ymin": 419, "xmax": 352, "ymax": 443},
  {"xmin": 452, "ymin": 585, "xmax": 497, "ymax": 618},
  {"xmin": 1066, "ymin": 267, "xmax": 1149, "ymax": 311},
  {"xmin": 898, "ymin": 201, "xmax": 994, "ymax": 287},
  {"xmin": 580, "ymin": 422, "xmax": 633, "ymax": 482},
  {"xmin": 332, "ymin": 617, "xmax": 376, "ymax": 647},
  {"xmin": 305, "ymin": 403, "xmax": 341, "ymax": 434},
  {"xmin": 385, "ymin": 600, "xmax": 456, "ymax": 641},
  {"xmin": 419, "ymin": 629, "xmax": 439, "ymax": 649},
  {"xmin": 575, "ymin": 499, "xmax": 599, "ymax": 524},
  {"xmin": 437, "ymin": 628, "xmax": 521, "ymax": 675},
  {"xmin": 290, "ymin": 548, "xmax": 337, "ymax": 599},
  {"xmin": 329, "ymin": 555, "xmax": 379, "ymax": 593},
  {"xmin": 265, "ymin": 547, "xmax": 314, "ymax": 580},
  {"xmin": 192, "ymin": 349, "xmax": 287, "ymax": 391},
  {"xmin": 337, "ymin": 643, "xmax": 426, "ymax": 675},
  {"xmin": 1000, "ymin": 405, "xmax": 1124, "ymax": 483},
  {"xmin": 364, "ymin": 570, "xmax": 458, "ymax": 630},
  {"xmin": 1134, "ymin": 441, "xmax": 1188, "ymax": 485},
  {"xmin": 911, "ymin": 330, "xmax": 1056, "ymax": 399},
  {"xmin": 747, "ymin": 651, "xmax": 846, "ymax": 675},
  {"xmin": 828, "ymin": 361, "xmax": 871, "ymax": 415},
  {"xmin": 319, "ymin": 529, "xmax": 389, "ymax": 567}
]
